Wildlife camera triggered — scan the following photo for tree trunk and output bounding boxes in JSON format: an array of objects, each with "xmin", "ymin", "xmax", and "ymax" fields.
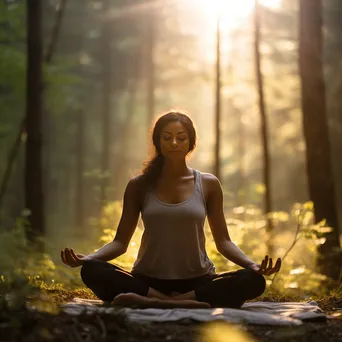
[
  {"xmin": 0, "ymin": 120, "xmax": 25, "ymax": 214},
  {"xmin": 325, "ymin": 0, "xmax": 342, "ymax": 252},
  {"xmin": 0, "ymin": 1, "xmax": 66, "ymax": 227},
  {"xmin": 25, "ymin": 0, "xmax": 44, "ymax": 240},
  {"xmin": 74, "ymin": 3, "xmax": 87, "ymax": 231},
  {"xmin": 114, "ymin": 47, "xmax": 142, "ymax": 196},
  {"xmin": 237, "ymin": 109, "xmax": 246, "ymax": 206},
  {"xmin": 299, "ymin": 0, "xmax": 341, "ymax": 280},
  {"xmin": 100, "ymin": 0, "xmax": 112, "ymax": 204},
  {"xmin": 75, "ymin": 108, "xmax": 85, "ymax": 230},
  {"xmin": 254, "ymin": 0, "xmax": 273, "ymax": 256},
  {"xmin": 43, "ymin": 0, "xmax": 68, "ymax": 233},
  {"xmin": 145, "ymin": 1, "xmax": 156, "ymax": 134},
  {"xmin": 214, "ymin": 14, "xmax": 222, "ymax": 180}
]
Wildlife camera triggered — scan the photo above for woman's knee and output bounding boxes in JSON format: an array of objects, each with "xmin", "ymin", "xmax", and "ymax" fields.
[
  {"xmin": 80, "ymin": 259, "xmax": 100, "ymax": 285},
  {"xmin": 245, "ymin": 269, "xmax": 266, "ymax": 297}
]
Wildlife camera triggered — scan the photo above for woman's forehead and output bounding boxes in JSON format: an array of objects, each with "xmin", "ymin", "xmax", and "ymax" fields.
[{"xmin": 162, "ymin": 121, "xmax": 187, "ymax": 133}]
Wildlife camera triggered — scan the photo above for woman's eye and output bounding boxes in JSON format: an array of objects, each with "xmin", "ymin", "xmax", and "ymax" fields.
[
  {"xmin": 163, "ymin": 136, "xmax": 171, "ymax": 141},
  {"xmin": 178, "ymin": 136, "xmax": 187, "ymax": 141}
]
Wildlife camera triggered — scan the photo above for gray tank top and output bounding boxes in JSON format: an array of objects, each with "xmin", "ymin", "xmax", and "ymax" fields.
[{"xmin": 131, "ymin": 169, "xmax": 216, "ymax": 279}]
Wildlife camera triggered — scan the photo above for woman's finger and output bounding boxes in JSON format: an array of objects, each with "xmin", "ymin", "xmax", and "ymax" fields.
[
  {"xmin": 259, "ymin": 257, "xmax": 282, "ymax": 275},
  {"xmin": 61, "ymin": 249, "xmax": 67, "ymax": 264},
  {"xmin": 274, "ymin": 258, "xmax": 282, "ymax": 271},
  {"xmin": 65, "ymin": 248, "xmax": 77, "ymax": 265},
  {"xmin": 67, "ymin": 248, "xmax": 77, "ymax": 262},
  {"xmin": 70, "ymin": 249, "xmax": 79, "ymax": 262},
  {"xmin": 260, "ymin": 257, "xmax": 266, "ymax": 271},
  {"xmin": 62, "ymin": 249, "xmax": 75, "ymax": 267}
]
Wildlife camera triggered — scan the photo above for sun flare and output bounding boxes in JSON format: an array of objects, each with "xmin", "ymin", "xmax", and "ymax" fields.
[{"xmin": 194, "ymin": 0, "xmax": 281, "ymax": 29}]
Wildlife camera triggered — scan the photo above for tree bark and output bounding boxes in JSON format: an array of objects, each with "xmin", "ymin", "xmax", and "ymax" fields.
[
  {"xmin": 114, "ymin": 44, "xmax": 142, "ymax": 196},
  {"xmin": 75, "ymin": 108, "xmax": 85, "ymax": 230},
  {"xmin": 254, "ymin": 0, "xmax": 273, "ymax": 256},
  {"xmin": 145, "ymin": 0, "xmax": 156, "ymax": 133},
  {"xmin": 25, "ymin": 0, "xmax": 44, "ymax": 240},
  {"xmin": 74, "ymin": 2, "xmax": 87, "ymax": 231},
  {"xmin": 214, "ymin": 14, "xmax": 222, "ymax": 180},
  {"xmin": 299, "ymin": 0, "xmax": 341, "ymax": 279},
  {"xmin": 43, "ymin": 0, "xmax": 68, "ymax": 235},
  {"xmin": 100, "ymin": 0, "xmax": 112, "ymax": 204},
  {"xmin": 0, "ymin": 120, "xmax": 25, "ymax": 214},
  {"xmin": 236, "ymin": 108, "xmax": 246, "ymax": 206}
]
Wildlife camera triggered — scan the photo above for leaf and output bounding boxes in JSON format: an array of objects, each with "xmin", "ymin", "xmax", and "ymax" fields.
[{"xmin": 303, "ymin": 201, "xmax": 314, "ymax": 211}]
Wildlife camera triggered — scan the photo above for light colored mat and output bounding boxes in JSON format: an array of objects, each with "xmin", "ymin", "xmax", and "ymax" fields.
[{"xmin": 62, "ymin": 298, "xmax": 326, "ymax": 326}]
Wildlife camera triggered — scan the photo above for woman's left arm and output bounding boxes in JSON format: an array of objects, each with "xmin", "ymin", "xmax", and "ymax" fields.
[{"xmin": 205, "ymin": 174, "xmax": 281, "ymax": 274}]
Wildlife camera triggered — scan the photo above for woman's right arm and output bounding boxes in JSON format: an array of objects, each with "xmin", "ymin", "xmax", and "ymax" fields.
[{"xmin": 61, "ymin": 177, "xmax": 143, "ymax": 267}]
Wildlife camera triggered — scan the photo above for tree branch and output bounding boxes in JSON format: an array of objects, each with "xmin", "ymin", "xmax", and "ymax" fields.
[
  {"xmin": 269, "ymin": 216, "xmax": 303, "ymax": 288},
  {"xmin": 44, "ymin": 0, "xmax": 68, "ymax": 64}
]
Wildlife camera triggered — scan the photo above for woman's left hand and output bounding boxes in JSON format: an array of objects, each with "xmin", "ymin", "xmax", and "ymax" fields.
[{"xmin": 249, "ymin": 256, "xmax": 281, "ymax": 275}]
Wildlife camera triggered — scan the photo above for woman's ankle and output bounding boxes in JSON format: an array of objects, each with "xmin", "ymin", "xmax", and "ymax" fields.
[
  {"xmin": 171, "ymin": 290, "xmax": 196, "ymax": 301},
  {"xmin": 147, "ymin": 287, "xmax": 171, "ymax": 300}
]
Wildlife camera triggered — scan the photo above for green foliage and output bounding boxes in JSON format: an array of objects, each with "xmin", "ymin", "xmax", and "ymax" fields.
[
  {"xmin": 0, "ymin": 216, "xmax": 56, "ymax": 283},
  {"xmin": 0, "ymin": 1, "xmax": 26, "ymax": 122},
  {"xmin": 0, "ymin": 214, "xmax": 77, "ymax": 311}
]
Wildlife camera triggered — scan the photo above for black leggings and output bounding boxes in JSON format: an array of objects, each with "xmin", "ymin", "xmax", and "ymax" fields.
[{"xmin": 80, "ymin": 260, "xmax": 266, "ymax": 308}]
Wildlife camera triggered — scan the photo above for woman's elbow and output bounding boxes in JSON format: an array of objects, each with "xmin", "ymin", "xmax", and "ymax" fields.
[
  {"xmin": 216, "ymin": 240, "xmax": 232, "ymax": 254},
  {"xmin": 110, "ymin": 240, "xmax": 128, "ymax": 255}
]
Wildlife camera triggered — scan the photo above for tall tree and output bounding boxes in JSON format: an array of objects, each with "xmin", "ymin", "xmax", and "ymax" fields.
[
  {"xmin": 100, "ymin": 0, "xmax": 112, "ymax": 204},
  {"xmin": 0, "ymin": 0, "xmax": 66, "ymax": 220},
  {"xmin": 254, "ymin": 0, "xmax": 273, "ymax": 255},
  {"xmin": 25, "ymin": 0, "xmax": 44, "ymax": 240},
  {"xmin": 214, "ymin": 13, "xmax": 222, "ymax": 180},
  {"xmin": 43, "ymin": 0, "xmax": 68, "ymax": 234},
  {"xmin": 74, "ymin": 2, "xmax": 87, "ymax": 231},
  {"xmin": 236, "ymin": 107, "xmax": 246, "ymax": 205},
  {"xmin": 75, "ymin": 105, "xmax": 85, "ymax": 230},
  {"xmin": 299, "ymin": 0, "xmax": 341, "ymax": 279},
  {"xmin": 324, "ymin": 0, "xmax": 342, "ymax": 234},
  {"xmin": 145, "ymin": 0, "xmax": 156, "ymax": 133}
]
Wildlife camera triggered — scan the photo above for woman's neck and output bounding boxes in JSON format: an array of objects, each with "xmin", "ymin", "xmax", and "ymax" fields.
[{"xmin": 161, "ymin": 160, "xmax": 191, "ymax": 179}]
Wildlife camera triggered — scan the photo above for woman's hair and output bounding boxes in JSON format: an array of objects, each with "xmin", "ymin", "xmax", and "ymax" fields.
[{"xmin": 141, "ymin": 111, "xmax": 197, "ymax": 187}]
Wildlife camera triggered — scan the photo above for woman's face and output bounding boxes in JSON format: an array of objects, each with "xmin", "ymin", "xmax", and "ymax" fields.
[{"xmin": 159, "ymin": 121, "xmax": 190, "ymax": 159}]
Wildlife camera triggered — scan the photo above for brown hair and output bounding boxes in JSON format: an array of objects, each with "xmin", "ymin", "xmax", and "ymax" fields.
[{"xmin": 141, "ymin": 111, "xmax": 196, "ymax": 187}]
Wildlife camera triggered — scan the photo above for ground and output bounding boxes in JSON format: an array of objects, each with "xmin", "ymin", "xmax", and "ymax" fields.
[{"xmin": 1, "ymin": 292, "xmax": 341, "ymax": 342}]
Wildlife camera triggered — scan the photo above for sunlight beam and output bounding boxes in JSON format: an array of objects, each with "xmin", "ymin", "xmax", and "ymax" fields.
[{"xmin": 193, "ymin": 0, "xmax": 281, "ymax": 30}]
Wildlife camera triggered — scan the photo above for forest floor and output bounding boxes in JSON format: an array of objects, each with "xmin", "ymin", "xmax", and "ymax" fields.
[{"xmin": 1, "ymin": 288, "xmax": 342, "ymax": 342}]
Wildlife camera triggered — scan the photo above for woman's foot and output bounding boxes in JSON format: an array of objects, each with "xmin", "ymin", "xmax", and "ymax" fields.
[{"xmin": 112, "ymin": 293, "xmax": 211, "ymax": 309}]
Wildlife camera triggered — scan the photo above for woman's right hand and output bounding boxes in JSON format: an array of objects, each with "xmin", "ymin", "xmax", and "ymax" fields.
[{"xmin": 61, "ymin": 248, "xmax": 90, "ymax": 268}]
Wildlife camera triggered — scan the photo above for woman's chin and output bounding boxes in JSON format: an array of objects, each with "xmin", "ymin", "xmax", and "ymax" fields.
[{"xmin": 165, "ymin": 154, "xmax": 185, "ymax": 160}]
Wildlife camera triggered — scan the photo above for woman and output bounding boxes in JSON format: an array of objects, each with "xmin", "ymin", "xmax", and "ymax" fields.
[{"xmin": 61, "ymin": 111, "xmax": 281, "ymax": 309}]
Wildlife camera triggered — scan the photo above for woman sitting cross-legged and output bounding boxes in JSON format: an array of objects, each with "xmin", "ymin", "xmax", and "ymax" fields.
[{"xmin": 61, "ymin": 111, "xmax": 281, "ymax": 309}]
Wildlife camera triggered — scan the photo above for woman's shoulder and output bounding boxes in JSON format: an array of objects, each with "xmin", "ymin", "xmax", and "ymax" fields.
[
  {"xmin": 124, "ymin": 175, "xmax": 148, "ymax": 205},
  {"xmin": 197, "ymin": 171, "xmax": 220, "ymax": 185},
  {"xmin": 127, "ymin": 174, "xmax": 153, "ymax": 195},
  {"xmin": 127, "ymin": 174, "xmax": 146, "ymax": 190},
  {"xmin": 196, "ymin": 171, "xmax": 222, "ymax": 196}
]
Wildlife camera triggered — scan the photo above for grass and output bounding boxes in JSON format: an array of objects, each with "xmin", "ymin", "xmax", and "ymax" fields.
[{"xmin": 37, "ymin": 281, "xmax": 342, "ymax": 309}]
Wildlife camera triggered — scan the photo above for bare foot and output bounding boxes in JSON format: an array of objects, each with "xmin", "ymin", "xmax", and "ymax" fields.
[{"xmin": 112, "ymin": 293, "xmax": 211, "ymax": 309}]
